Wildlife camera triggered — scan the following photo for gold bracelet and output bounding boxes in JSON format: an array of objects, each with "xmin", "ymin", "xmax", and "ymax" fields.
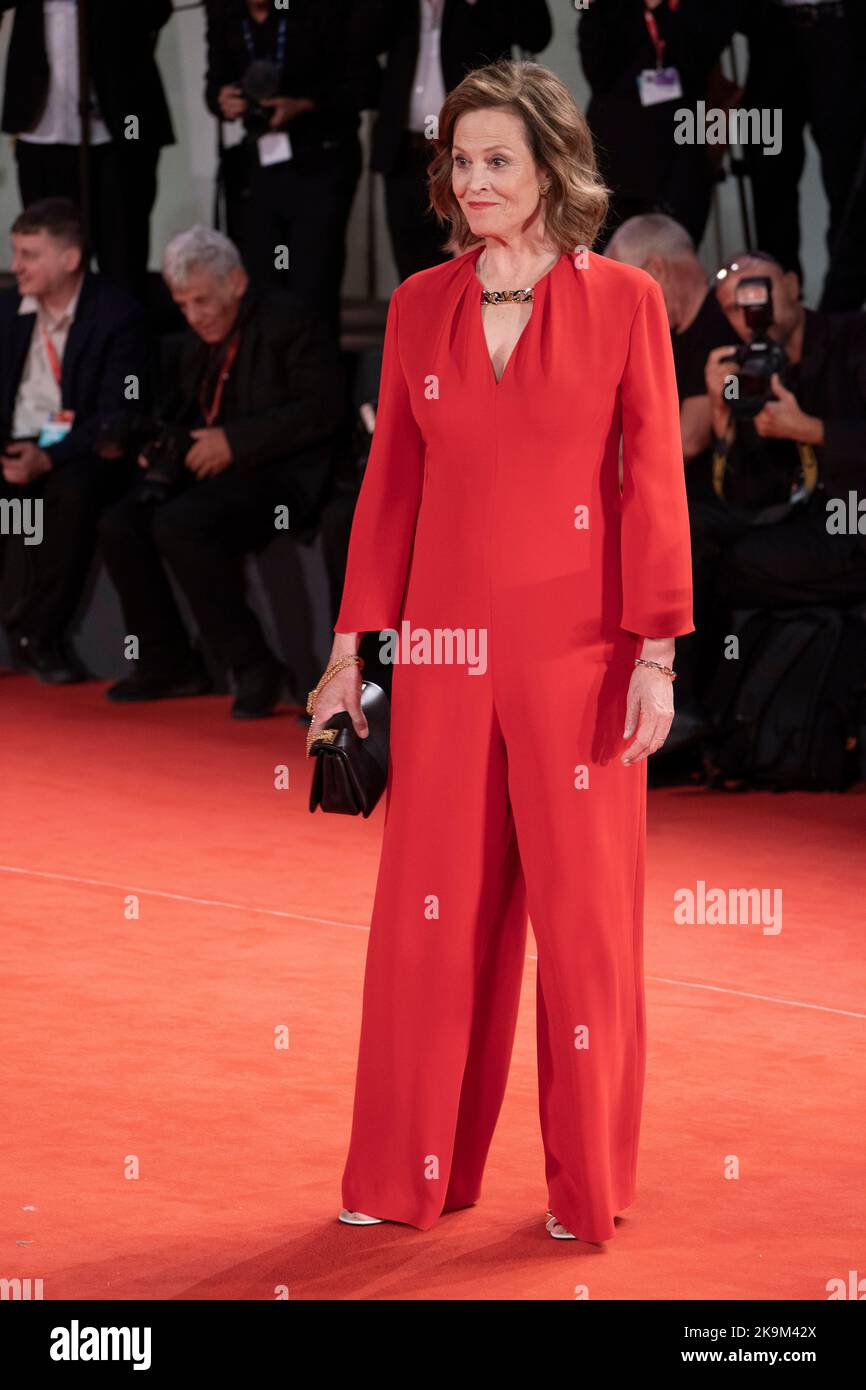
[
  {"xmin": 634, "ymin": 657, "xmax": 676, "ymax": 681},
  {"xmin": 305, "ymin": 654, "xmax": 364, "ymax": 756},
  {"xmin": 306, "ymin": 654, "xmax": 364, "ymax": 715}
]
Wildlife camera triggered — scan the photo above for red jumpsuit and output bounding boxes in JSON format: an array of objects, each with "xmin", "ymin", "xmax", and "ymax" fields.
[{"xmin": 333, "ymin": 246, "xmax": 694, "ymax": 1242}]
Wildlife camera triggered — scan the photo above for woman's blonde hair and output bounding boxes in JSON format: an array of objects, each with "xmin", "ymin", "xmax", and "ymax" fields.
[{"xmin": 426, "ymin": 58, "xmax": 610, "ymax": 258}]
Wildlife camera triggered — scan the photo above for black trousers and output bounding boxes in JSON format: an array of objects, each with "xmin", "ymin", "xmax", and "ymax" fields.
[
  {"xmin": 98, "ymin": 460, "xmax": 305, "ymax": 673},
  {"xmin": 743, "ymin": 4, "xmax": 866, "ymax": 281},
  {"xmin": 592, "ymin": 128, "xmax": 716, "ymax": 254},
  {"xmin": 819, "ymin": 132, "xmax": 866, "ymax": 312},
  {"xmin": 0, "ymin": 454, "xmax": 134, "ymax": 643},
  {"xmin": 15, "ymin": 139, "xmax": 160, "ymax": 304},
  {"xmin": 382, "ymin": 132, "xmax": 452, "ymax": 283},
  {"xmin": 242, "ymin": 137, "xmax": 362, "ymax": 339},
  {"xmin": 676, "ymin": 489, "xmax": 866, "ymax": 707}
]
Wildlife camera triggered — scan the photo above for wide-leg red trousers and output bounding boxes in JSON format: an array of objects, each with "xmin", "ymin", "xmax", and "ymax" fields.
[{"xmin": 341, "ymin": 636, "xmax": 647, "ymax": 1244}]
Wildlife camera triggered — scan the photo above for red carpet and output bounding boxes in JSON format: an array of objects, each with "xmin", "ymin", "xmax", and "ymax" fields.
[{"xmin": 1, "ymin": 671, "xmax": 864, "ymax": 1300}]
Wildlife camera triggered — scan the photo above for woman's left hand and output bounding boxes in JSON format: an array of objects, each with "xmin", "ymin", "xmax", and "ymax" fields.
[{"xmin": 621, "ymin": 662, "xmax": 675, "ymax": 765}]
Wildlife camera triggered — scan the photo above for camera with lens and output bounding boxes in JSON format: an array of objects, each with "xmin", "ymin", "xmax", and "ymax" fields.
[
  {"xmin": 96, "ymin": 413, "xmax": 193, "ymax": 503},
  {"xmin": 241, "ymin": 58, "xmax": 282, "ymax": 138},
  {"xmin": 721, "ymin": 276, "xmax": 789, "ymax": 420}
]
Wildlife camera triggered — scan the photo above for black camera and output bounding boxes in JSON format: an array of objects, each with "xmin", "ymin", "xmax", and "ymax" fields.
[
  {"xmin": 721, "ymin": 276, "xmax": 789, "ymax": 420},
  {"xmin": 241, "ymin": 58, "xmax": 282, "ymax": 138},
  {"xmin": 96, "ymin": 413, "xmax": 192, "ymax": 503}
]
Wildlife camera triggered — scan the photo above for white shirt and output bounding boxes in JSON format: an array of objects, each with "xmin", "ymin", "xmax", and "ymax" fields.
[
  {"xmin": 11, "ymin": 280, "xmax": 84, "ymax": 440},
  {"xmin": 18, "ymin": 0, "xmax": 112, "ymax": 146},
  {"xmin": 408, "ymin": 0, "xmax": 447, "ymax": 135}
]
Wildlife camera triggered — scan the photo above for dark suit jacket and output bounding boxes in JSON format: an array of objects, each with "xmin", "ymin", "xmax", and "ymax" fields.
[
  {"xmin": 792, "ymin": 308, "xmax": 866, "ymax": 493},
  {"xmin": 166, "ymin": 288, "xmax": 346, "ymax": 526},
  {"xmin": 366, "ymin": 0, "xmax": 552, "ymax": 175},
  {"xmin": 0, "ymin": 272, "xmax": 150, "ymax": 465},
  {"xmin": 0, "ymin": 0, "xmax": 175, "ymax": 147}
]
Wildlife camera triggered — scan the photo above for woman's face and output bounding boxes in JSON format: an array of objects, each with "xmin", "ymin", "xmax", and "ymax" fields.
[{"xmin": 451, "ymin": 107, "xmax": 547, "ymax": 242}]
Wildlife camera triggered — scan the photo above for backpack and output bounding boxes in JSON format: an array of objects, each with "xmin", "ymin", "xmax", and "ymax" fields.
[{"xmin": 703, "ymin": 605, "xmax": 866, "ymax": 791}]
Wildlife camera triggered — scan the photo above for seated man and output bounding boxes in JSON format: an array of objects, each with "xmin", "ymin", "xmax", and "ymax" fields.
[
  {"xmin": 681, "ymin": 251, "xmax": 866, "ymax": 735},
  {"xmin": 605, "ymin": 212, "xmax": 740, "ymax": 497},
  {"xmin": 0, "ymin": 197, "xmax": 148, "ymax": 683},
  {"xmin": 98, "ymin": 225, "xmax": 345, "ymax": 719}
]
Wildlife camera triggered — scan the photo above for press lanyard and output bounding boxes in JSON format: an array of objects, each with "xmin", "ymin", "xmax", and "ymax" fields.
[
  {"xmin": 242, "ymin": 14, "xmax": 288, "ymax": 65},
  {"xmin": 199, "ymin": 332, "xmax": 240, "ymax": 427},
  {"xmin": 41, "ymin": 321, "xmax": 63, "ymax": 389},
  {"xmin": 644, "ymin": 0, "xmax": 679, "ymax": 68}
]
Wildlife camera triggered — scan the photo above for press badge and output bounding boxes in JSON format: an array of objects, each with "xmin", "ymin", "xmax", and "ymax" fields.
[
  {"xmin": 637, "ymin": 67, "xmax": 683, "ymax": 106},
  {"xmin": 258, "ymin": 131, "xmax": 292, "ymax": 166},
  {"xmin": 38, "ymin": 409, "xmax": 75, "ymax": 447}
]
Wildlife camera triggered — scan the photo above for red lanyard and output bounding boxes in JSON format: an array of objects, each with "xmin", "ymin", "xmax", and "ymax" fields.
[
  {"xmin": 40, "ymin": 322, "xmax": 63, "ymax": 389},
  {"xmin": 644, "ymin": 0, "xmax": 679, "ymax": 69},
  {"xmin": 199, "ymin": 331, "xmax": 240, "ymax": 426}
]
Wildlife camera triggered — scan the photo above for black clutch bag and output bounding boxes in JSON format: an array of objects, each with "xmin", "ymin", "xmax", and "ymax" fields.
[{"xmin": 308, "ymin": 680, "xmax": 390, "ymax": 817}]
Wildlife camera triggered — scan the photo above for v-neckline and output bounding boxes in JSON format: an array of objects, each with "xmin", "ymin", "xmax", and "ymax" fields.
[{"xmin": 472, "ymin": 244, "xmax": 562, "ymax": 388}]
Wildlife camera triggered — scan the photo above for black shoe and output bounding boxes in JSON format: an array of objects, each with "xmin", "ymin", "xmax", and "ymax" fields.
[
  {"xmin": 106, "ymin": 657, "xmax": 213, "ymax": 703},
  {"xmin": 13, "ymin": 633, "xmax": 89, "ymax": 684},
  {"xmin": 230, "ymin": 654, "xmax": 284, "ymax": 719}
]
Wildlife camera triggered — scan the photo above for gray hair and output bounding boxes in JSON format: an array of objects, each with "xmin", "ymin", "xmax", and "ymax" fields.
[
  {"xmin": 161, "ymin": 225, "xmax": 243, "ymax": 287},
  {"xmin": 606, "ymin": 213, "xmax": 696, "ymax": 266}
]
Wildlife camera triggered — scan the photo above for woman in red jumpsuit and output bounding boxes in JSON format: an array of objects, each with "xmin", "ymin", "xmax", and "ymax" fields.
[{"xmin": 310, "ymin": 60, "xmax": 694, "ymax": 1244}]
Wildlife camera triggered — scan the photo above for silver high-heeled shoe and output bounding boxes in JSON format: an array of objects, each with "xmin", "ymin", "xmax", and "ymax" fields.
[
  {"xmin": 545, "ymin": 1210, "xmax": 576, "ymax": 1240},
  {"xmin": 338, "ymin": 1209, "xmax": 385, "ymax": 1225}
]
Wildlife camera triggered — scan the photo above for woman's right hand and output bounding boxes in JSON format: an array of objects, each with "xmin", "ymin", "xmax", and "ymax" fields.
[{"xmin": 309, "ymin": 661, "xmax": 370, "ymax": 742}]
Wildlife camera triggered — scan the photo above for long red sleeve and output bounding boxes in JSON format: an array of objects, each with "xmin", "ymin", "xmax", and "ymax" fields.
[
  {"xmin": 619, "ymin": 278, "xmax": 695, "ymax": 638},
  {"xmin": 334, "ymin": 287, "xmax": 426, "ymax": 633}
]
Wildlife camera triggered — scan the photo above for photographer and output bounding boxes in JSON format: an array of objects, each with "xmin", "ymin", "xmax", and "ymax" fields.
[
  {"xmin": 672, "ymin": 251, "xmax": 866, "ymax": 743},
  {"xmin": 204, "ymin": 0, "xmax": 379, "ymax": 336},
  {"xmin": 0, "ymin": 198, "xmax": 148, "ymax": 684},
  {"xmin": 97, "ymin": 226, "xmax": 345, "ymax": 720}
]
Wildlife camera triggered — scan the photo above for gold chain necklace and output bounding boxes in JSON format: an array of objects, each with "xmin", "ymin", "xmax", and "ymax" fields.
[{"xmin": 477, "ymin": 250, "xmax": 560, "ymax": 304}]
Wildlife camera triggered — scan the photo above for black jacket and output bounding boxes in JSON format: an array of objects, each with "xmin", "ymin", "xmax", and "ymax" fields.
[
  {"xmin": 792, "ymin": 308, "xmax": 866, "ymax": 494},
  {"xmin": 0, "ymin": 272, "xmax": 150, "ymax": 465},
  {"xmin": 0, "ymin": 0, "xmax": 175, "ymax": 147},
  {"xmin": 165, "ymin": 287, "xmax": 346, "ymax": 525},
  {"xmin": 366, "ymin": 0, "xmax": 552, "ymax": 175},
  {"xmin": 204, "ymin": 0, "xmax": 381, "ymax": 161},
  {"xmin": 723, "ymin": 307, "xmax": 866, "ymax": 509}
]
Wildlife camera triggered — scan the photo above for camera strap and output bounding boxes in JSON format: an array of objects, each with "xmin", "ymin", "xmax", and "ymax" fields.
[
  {"xmin": 242, "ymin": 15, "xmax": 288, "ymax": 66},
  {"xmin": 712, "ymin": 438, "xmax": 819, "ymax": 525}
]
